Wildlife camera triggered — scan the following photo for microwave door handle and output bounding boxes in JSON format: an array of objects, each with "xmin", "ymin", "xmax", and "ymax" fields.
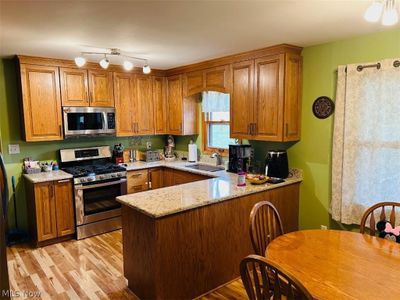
[
  {"xmin": 75, "ymin": 178, "xmax": 127, "ymax": 190},
  {"xmin": 103, "ymin": 112, "xmax": 108, "ymax": 130}
]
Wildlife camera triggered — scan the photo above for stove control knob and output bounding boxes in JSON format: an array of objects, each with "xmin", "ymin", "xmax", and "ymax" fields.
[
  {"xmin": 87, "ymin": 177, "xmax": 94, "ymax": 182},
  {"xmin": 111, "ymin": 174, "xmax": 116, "ymax": 178},
  {"xmin": 99, "ymin": 175, "xmax": 105, "ymax": 180},
  {"xmin": 116, "ymin": 173, "xmax": 122, "ymax": 177}
]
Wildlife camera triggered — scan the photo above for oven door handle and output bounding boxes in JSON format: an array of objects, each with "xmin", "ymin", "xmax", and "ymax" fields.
[{"xmin": 75, "ymin": 178, "xmax": 127, "ymax": 190}]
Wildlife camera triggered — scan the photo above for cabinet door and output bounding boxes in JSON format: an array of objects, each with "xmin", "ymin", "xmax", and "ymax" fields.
[
  {"xmin": 162, "ymin": 168, "xmax": 174, "ymax": 187},
  {"xmin": 54, "ymin": 180, "xmax": 75, "ymax": 237},
  {"xmin": 88, "ymin": 70, "xmax": 114, "ymax": 107},
  {"xmin": 135, "ymin": 75, "xmax": 154, "ymax": 135},
  {"xmin": 253, "ymin": 55, "xmax": 284, "ymax": 141},
  {"xmin": 230, "ymin": 60, "xmax": 254, "ymax": 139},
  {"xmin": 114, "ymin": 73, "xmax": 135, "ymax": 136},
  {"xmin": 283, "ymin": 53, "xmax": 302, "ymax": 141},
  {"xmin": 34, "ymin": 182, "xmax": 57, "ymax": 242},
  {"xmin": 153, "ymin": 76, "xmax": 167, "ymax": 134},
  {"xmin": 166, "ymin": 75, "xmax": 183, "ymax": 134},
  {"xmin": 127, "ymin": 170, "xmax": 149, "ymax": 194},
  {"xmin": 204, "ymin": 65, "xmax": 230, "ymax": 93},
  {"xmin": 20, "ymin": 64, "xmax": 63, "ymax": 141},
  {"xmin": 184, "ymin": 71, "xmax": 204, "ymax": 96},
  {"xmin": 60, "ymin": 68, "xmax": 89, "ymax": 106},
  {"xmin": 149, "ymin": 168, "xmax": 163, "ymax": 190}
]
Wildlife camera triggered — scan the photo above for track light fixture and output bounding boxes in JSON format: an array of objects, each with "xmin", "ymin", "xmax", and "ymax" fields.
[{"xmin": 74, "ymin": 48, "xmax": 151, "ymax": 73}]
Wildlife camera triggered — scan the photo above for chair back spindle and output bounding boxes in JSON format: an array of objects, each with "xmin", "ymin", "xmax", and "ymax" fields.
[
  {"xmin": 360, "ymin": 202, "xmax": 400, "ymax": 236},
  {"xmin": 249, "ymin": 201, "xmax": 284, "ymax": 256}
]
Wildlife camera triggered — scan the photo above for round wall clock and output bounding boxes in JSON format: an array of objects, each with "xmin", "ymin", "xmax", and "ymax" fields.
[{"xmin": 312, "ymin": 96, "xmax": 335, "ymax": 119}]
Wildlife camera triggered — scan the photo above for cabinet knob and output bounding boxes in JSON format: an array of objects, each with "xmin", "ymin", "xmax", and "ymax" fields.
[{"xmin": 285, "ymin": 123, "xmax": 289, "ymax": 137}]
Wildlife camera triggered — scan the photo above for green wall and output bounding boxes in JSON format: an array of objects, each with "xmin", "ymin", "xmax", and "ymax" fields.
[
  {"xmin": 0, "ymin": 59, "xmax": 166, "ymax": 231},
  {"xmin": 289, "ymin": 28, "xmax": 400, "ymax": 230}
]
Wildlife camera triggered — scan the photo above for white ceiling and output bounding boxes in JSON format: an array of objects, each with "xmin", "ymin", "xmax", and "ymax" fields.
[{"xmin": 0, "ymin": 0, "xmax": 398, "ymax": 69}]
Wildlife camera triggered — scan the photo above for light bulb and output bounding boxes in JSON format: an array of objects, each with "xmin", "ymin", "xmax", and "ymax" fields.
[
  {"xmin": 143, "ymin": 64, "xmax": 151, "ymax": 74},
  {"xmin": 99, "ymin": 57, "xmax": 110, "ymax": 69},
  {"xmin": 123, "ymin": 60, "xmax": 134, "ymax": 71},
  {"xmin": 74, "ymin": 56, "xmax": 86, "ymax": 67},
  {"xmin": 382, "ymin": 2, "xmax": 399, "ymax": 25},
  {"xmin": 364, "ymin": 0, "xmax": 384, "ymax": 22}
]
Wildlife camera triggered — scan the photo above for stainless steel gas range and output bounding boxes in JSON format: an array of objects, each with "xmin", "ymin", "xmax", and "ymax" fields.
[{"xmin": 60, "ymin": 146, "xmax": 127, "ymax": 239}]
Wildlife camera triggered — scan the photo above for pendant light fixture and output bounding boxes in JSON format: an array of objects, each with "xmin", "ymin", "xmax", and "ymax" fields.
[
  {"xmin": 74, "ymin": 48, "xmax": 151, "ymax": 73},
  {"xmin": 364, "ymin": 0, "xmax": 399, "ymax": 26}
]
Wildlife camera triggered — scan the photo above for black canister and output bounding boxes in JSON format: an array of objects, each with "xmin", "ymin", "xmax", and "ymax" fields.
[{"xmin": 265, "ymin": 150, "xmax": 289, "ymax": 179}]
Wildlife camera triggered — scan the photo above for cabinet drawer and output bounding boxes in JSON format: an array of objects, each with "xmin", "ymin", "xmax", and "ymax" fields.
[{"xmin": 127, "ymin": 170, "xmax": 149, "ymax": 194}]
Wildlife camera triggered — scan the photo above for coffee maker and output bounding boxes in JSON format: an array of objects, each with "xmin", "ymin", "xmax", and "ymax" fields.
[{"xmin": 228, "ymin": 145, "xmax": 253, "ymax": 173}]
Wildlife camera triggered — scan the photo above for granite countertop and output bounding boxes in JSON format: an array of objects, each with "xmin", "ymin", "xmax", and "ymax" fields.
[
  {"xmin": 117, "ymin": 160, "xmax": 302, "ymax": 218},
  {"xmin": 23, "ymin": 170, "xmax": 73, "ymax": 183}
]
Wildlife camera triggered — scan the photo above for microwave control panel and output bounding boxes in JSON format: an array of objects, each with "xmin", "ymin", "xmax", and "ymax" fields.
[{"xmin": 107, "ymin": 113, "xmax": 116, "ymax": 129}]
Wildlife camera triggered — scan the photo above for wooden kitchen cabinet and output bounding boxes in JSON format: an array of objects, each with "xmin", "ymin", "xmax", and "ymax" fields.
[
  {"xmin": 153, "ymin": 76, "xmax": 168, "ymax": 134},
  {"xmin": 230, "ymin": 52, "xmax": 302, "ymax": 141},
  {"xmin": 19, "ymin": 64, "xmax": 63, "ymax": 142},
  {"xmin": 184, "ymin": 65, "xmax": 230, "ymax": 96},
  {"xmin": 54, "ymin": 180, "xmax": 75, "ymax": 237},
  {"xmin": 27, "ymin": 179, "xmax": 75, "ymax": 246},
  {"xmin": 60, "ymin": 67, "xmax": 89, "ymax": 106},
  {"xmin": 230, "ymin": 60, "xmax": 254, "ymax": 140},
  {"xmin": 88, "ymin": 69, "xmax": 114, "ymax": 107},
  {"xmin": 114, "ymin": 72, "xmax": 135, "ymax": 136},
  {"xmin": 172, "ymin": 169, "xmax": 210, "ymax": 185},
  {"xmin": 127, "ymin": 170, "xmax": 149, "ymax": 194},
  {"xmin": 149, "ymin": 168, "xmax": 163, "ymax": 189},
  {"xmin": 167, "ymin": 75, "xmax": 199, "ymax": 135},
  {"xmin": 135, "ymin": 74, "xmax": 154, "ymax": 135}
]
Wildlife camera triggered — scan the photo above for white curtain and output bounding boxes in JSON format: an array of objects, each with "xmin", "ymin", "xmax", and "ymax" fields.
[
  {"xmin": 201, "ymin": 91, "xmax": 229, "ymax": 112},
  {"xmin": 331, "ymin": 58, "xmax": 400, "ymax": 225}
]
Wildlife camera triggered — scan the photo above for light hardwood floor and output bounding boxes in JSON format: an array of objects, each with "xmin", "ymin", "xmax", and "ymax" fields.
[{"xmin": 7, "ymin": 230, "xmax": 247, "ymax": 300}]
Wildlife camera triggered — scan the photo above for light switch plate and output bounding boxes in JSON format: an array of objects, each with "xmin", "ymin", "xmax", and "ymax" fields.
[{"xmin": 8, "ymin": 144, "xmax": 20, "ymax": 155}]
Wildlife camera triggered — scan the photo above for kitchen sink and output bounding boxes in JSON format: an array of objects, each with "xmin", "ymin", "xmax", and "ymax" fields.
[{"xmin": 185, "ymin": 164, "xmax": 225, "ymax": 172}]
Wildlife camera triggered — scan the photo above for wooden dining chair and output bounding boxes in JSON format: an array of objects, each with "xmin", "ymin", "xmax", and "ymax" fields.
[
  {"xmin": 240, "ymin": 254, "xmax": 313, "ymax": 300},
  {"xmin": 360, "ymin": 202, "xmax": 400, "ymax": 236},
  {"xmin": 249, "ymin": 201, "xmax": 284, "ymax": 256}
]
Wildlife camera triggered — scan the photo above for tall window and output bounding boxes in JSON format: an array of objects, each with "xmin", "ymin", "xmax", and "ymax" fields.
[
  {"xmin": 202, "ymin": 92, "xmax": 236, "ymax": 154},
  {"xmin": 331, "ymin": 58, "xmax": 400, "ymax": 225}
]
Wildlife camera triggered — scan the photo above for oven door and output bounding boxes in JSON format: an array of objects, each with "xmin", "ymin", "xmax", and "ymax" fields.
[
  {"xmin": 74, "ymin": 178, "xmax": 127, "ymax": 225},
  {"xmin": 63, "ymin": 107, "xmax": 115, "ymax": 137}
]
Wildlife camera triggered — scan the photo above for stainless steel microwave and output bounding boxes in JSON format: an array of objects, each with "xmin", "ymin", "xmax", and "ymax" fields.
[{"xmin": 63, "ymin": 107, "xmax": 116, "ymax": 138}]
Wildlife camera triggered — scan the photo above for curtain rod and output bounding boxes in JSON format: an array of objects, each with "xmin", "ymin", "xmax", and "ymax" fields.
[{"xmin": 335, "ymin": 60, "xmax": 400, "ymax": 73}]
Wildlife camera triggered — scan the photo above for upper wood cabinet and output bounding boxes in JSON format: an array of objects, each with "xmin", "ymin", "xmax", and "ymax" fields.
[
  {"xmin": 60, "ymin": 67, "xmax": 89, "ymax": 106},
  {"xmin": 204, "ymin": 65, "xmax": 230, "ymax": 93},
  {"xmin": 114, "ymin": 73, "xmax": 135, "ymax": 136},
  {"xmin": 153, "ymin": 76, "xmax": 167, "ymax": 135},
  {"xmin": 19, "ymin": 64, "xmax": 63, "ymax": 141},
  {"xmin": 88, "ymin": 70, "xmax": 114, "ymax": 107},
  {"xmin": 167, "ymin": 75, "xmax": 199, "ymax": 135},
  {"xmin": 283, "ymin": 53, "xmax": 302, "ymax": 141},
  {"xmin": 230, "ymin": 52, "xmax": 302, "ymax": 142},
  {"xmin": 230, "ymin": 60, "xmax": 254, "ymax": 140},
  {"xmin": 184, "ymin": 65, "xmax": 230, "ymax": 96},
  {"xmin": 135, "ymin": 74, "xmax": 154, "ymax": 135}
]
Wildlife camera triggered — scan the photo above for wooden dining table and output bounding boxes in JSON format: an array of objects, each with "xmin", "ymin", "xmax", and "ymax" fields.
[{"xmin": 267, "ymin": 229, "xmax": 400, "ymax": 300}]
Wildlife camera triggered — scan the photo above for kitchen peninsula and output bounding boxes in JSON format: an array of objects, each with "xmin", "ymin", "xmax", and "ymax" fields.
[{"xmin": 116, "ymin": 161, "xmax": 302, "ymax": 299}]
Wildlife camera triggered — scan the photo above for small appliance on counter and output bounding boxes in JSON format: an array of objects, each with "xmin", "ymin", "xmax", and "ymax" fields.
[
  {"xmin": 145, "ymin": 150, "xmax": 161, "ymax": 163},
  {"xmin": 112, "ymin": 144, "xmax": 124, "ymax": 164},
  {"xmin": 164, "ymin": 135, "xmax": 175, "ymax": 161},
  {"xmin": 264, "ymin": 150, "xmax": 289, "ymax": 179},
  {"xmin": 228, "ymin": 144, "xmax": 253, "ymax": 173},
  {"xmin": 188, "ymin": 140, "xmax": 197, "ymax": 162}
]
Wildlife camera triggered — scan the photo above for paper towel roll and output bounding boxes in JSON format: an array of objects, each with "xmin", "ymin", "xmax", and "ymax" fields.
[{"xmin": 188, "ymin": 143, "xmax": 198, "ymax": 162}]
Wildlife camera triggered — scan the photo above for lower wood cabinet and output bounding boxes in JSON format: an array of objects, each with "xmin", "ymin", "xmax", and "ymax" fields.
[
  {"xmin": 128, "ymin": 167, "xmax": 211, "ymax": 192},
  {"xmin": 27, "ymin": 179, "xmax": 75, "ymax": 246}
]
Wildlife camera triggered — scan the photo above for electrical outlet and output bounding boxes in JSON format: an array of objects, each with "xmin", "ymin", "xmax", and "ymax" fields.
[
  {"xmin": 8, "ymin": 144, "xmax": 20, "ymax": 155},
  {"xmin": 320, "ymin": 225, "xmax": 328, "ymax": 230},
  {"xmin": 146, "ymin": 141, "xmax": 152, "ymax": 150}
]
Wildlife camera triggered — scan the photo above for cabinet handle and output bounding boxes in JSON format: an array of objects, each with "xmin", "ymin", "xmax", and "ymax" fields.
[
  {"xmin": 59, "ymin": 125, "xmax": 62, "ymax": 136},
  {"xmin": 285, "ymin": 123, "xmax": 289, "ymax": 137},
  {"xmin": 248, "ymin": 124, "xmax": 251, "ymax": 135},
  {"xmin": 57, "ymin": 179, "xmax": 70, "ymax": 183},
  {"xmin": 180, "ymin": 123, "xmax": 183, "ymax": 132},
  {"xmin": 49, "ymin": 185, "xmax": 54, "ymax": 198},
  {"xmin": 136, "ymin": 123, "xmax": 139, "ymax": 133},
  {"xmin": 254, "ymin": 123, "xmax": 257, "ymax": 135},
  {"xmin": 130, "ymin": 173, "xmax": 143, "ymax": 177}
]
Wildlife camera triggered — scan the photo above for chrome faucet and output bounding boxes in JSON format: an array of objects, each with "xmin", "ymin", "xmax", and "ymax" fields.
[{"xmin": 210, "ymin": 151, "xmax": 223, "ymax": 166}]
